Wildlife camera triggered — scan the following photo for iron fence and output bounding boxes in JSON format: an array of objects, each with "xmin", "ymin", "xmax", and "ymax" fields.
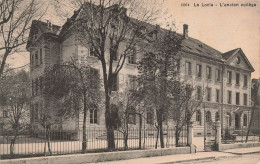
[
  {"xmin": 221, "ymin": 127, "xmax": 260, "ymax": 144},
  {"xmin": 0, "ymin": 126, "xmax": 187, "ymax": 159}
]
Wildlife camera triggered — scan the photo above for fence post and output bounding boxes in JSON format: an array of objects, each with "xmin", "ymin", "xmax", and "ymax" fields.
[
  {"xmin": 216, "ymin": 121, "xmax": 222, "ymax": 151},
  {"xmin": 187, "ymin": 122, "xmax": 193, "ymax": 146},
  {"xmin": 188, "ymin": 122, "xmax": 196, "ymax": 153}
]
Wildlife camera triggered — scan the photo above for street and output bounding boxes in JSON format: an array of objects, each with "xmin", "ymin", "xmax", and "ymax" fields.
[{"xmin": 193, "ymin": 153, "xmax": 260, "ymax": 164}]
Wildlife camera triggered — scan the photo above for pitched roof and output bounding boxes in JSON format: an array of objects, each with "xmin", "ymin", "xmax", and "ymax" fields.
[
  {"xmin": 32, "ymin": 20, "xmax": 61, "ymax": 34},
  {"xmin": 181, "ymin": 37, "xmax": 223, "ymax": 61},
  {"xmin": 222, "ymin": 48, "xmax": 240, "ymax": 60}
]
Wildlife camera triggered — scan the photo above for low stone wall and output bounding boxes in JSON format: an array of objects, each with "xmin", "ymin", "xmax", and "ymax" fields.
[
  {"xmin": 222, "ymin": 142, "xmax": 260, "ymax": 150},
  {"xmin": 0, "ymin": 147, "xmax": 190, "ymax": 164}
]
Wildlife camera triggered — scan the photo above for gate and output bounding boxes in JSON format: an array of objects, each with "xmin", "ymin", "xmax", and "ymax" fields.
[{"xmin": 204, "ymin": 120, "xmax": 217, "ymax": 151}]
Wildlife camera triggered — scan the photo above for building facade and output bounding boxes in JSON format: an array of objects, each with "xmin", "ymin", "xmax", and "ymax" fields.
[{"xmin": 26, "ymin": 4, "xmax": 254, "ymax": 136}]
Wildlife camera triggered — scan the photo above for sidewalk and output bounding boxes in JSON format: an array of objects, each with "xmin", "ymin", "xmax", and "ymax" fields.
[
  {"xmin": 96, "ymin": 147, "xmax": 260, "ymax": 164},
  {"xmin": 223, "ymin": 146, "xmax": 260, "ymax": 155}
]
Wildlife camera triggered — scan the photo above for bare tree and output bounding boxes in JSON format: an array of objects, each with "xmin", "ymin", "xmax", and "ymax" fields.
[
  {"xmin": 0, "ymin": 70, "xmax": 30, "ymax": 157},
  {"xmin": 44, "ymin": 60, "xmax": 100, "ymax": 153},
  {"xmin": 0, "ymin": 0, "xmax": 40, "ymax": 77},
  {"xmin": 170, "ymin": 82, "xmax": 204, "ymax": 146},
  {"xmin": 63, "ymin": 0, "xmax": 164, "ymax": 150},
  {"xmin": 115, "ymin": 83, "xmax": 143, "ymax": 150},
  {"xmin": 137, "ymin": 31, "xmax": 182, "ymax": 148}
]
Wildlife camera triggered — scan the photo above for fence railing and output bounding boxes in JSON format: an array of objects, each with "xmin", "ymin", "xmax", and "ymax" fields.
[
  {"xmin": 221, "ymin": 128, "xmax": 260, "ymax": 144},
  {"xmin": 0, "ymin": 126, "xmax": 187, "ymax": 159}
]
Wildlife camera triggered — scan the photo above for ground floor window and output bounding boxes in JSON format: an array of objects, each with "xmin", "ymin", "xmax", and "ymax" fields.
[
  {"xmin": 128, "ymin": 106, "xmax": 136, "ymax": 124},
  {"xmin": 147, "ymin": 112, "xmax": 153, "ymax": 125},
  {"xmin": 196, "ymin": 110, "xmax": 201, "ymax": 124},
  {"xmin": 90, "ymin": 105, "xmax": 98, "ymax": 124},
  {"xmin": 243, "ymin": 114, "xmax": 247, "ymax": 126},
  {"xmin": 215, "ymin": 112, "xmax": 220, "ymax": 122},
  {"xmin": 227, "ymin": 112, "xmax": 232, "ymax": 127},
  {"xmin": 205, "ymin": 111, "xmax": 211, "ymax": 122}
]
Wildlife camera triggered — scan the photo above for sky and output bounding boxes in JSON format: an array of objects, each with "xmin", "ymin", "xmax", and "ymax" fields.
[
  {"xmin": 7, "ymin": 0, "xmax": 260, "ymax": 78},
  {"xmin": 165, "ymin": 0, "xmax": 260, "ymax": 78}
]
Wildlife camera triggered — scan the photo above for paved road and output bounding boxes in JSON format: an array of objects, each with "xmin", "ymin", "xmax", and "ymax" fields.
[{"xmin": 193, "ymin": 153, "xmax": 260, "ymax": 164}]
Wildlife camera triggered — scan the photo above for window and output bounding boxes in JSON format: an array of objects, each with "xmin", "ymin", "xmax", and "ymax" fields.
[
  {"xmin": 216, "ymin": 89, "xmax": 220, "ymax": 102},
  {"xmin": 34, "ymin": 103, "xmax": 39, "ymax": 120},
  {"xmin": 88, "ymin": 67, "xmax": 99, "ymax": 89},
  {"xmin": 111, "ymin": 74, "xmax": 118, "ymax": 91},
  {"xmin": 206, "ymin": 66, "xmax": 212, "ymax": 79},
  {"xmin": 185, "ymin": 62, "xmax": 191, "ymax": 75},
  {"xmin": 128, "ymin": 48, "xmax": 136, "ymax": 64},
  {"xmin": 128, "ymin": 106, "xmax": 136, "ymax": 124},
  {"xmin": 196, "ymin": 110, "xmax": 201, "ymax": 124},
  {"xmin": 128, "ymin": 75, "xmax": 137, "ymax": 90},
  {"xmin": 32, "ymin": 80, "xmax": 34, "ymax": 96},
  {"xmin": 90, "ymin": 105, "xmax": 98, "ymax": 124},
  {"xmin": 236, "ymin": 92, "xmax": 240, "ymax": 105},
  {"xmin": 215, "ymin": 69, "xmax": 220, "ymax": 81},
  {"xmin": 244, "ymin": 75, "xmax": 248, "ymax": 87},
  {"xmin": 236, "ymin": 73, "xmax": 240, "ymax": 85},
  {"xmin": 243, "ymin": 114, "xmax": 247, "ymax": 126},
  {"xmin": 35, "ymin": 78, "xmax": 38, "ymax": 95},
  {"xmin": 227, "ymin": 71, "xmax": 232, "ymax": 84},
  {"xmin": 197, "ymin": 86, "xmax": 202, "ymax": 100},
  {"xmin": 40, "ymin": 76, "xmax": 44, "ymax": 93},
  {"xmin": 3, "ymin": 110, "xmax": 8, "ymax": 118},
  {"xmin": 207, "ymin": 87, "xmax": 211, "ymax": 101},
  {"xmin": 228, "ymin": 91, "xmax": 232, "ymax": 104},
  {"xmin": 196, "ymin": 64, "xmax": 202, "ymax": 77},
  {"xmin": 215, "ymin": 112, "xmax": 220, "ymax": 121},
  {"xmin": 40, "ymin": 48, "xmax": 43, "ymax": 64},
  {"xmin": 227, "ymin": 113, "xmax": 232, "ymax": 126},
  {"xmin": 243, "ymin": 94, "xmax": 247, "ymax": 106},
  {"xmin": 147, "ymin": 112, "xmax": 153, "ymax": 125},
  {"xmin": 35, "ymin": 51, "xmax": 38, "ymax": 66},
  {"xmin": 205, "ymin": 111, "xmax": 211, "ymax": 122}
]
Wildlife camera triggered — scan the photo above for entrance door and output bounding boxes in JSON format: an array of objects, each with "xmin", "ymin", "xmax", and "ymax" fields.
[{"xmin": 235, "ymin": 113, "xmax": 240, "ymax": 130}]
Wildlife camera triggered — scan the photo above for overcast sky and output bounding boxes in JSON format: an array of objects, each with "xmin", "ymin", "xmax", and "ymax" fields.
[{"xmin": 7, "ymin": 0, "xmax": 259, "ymax": 78}]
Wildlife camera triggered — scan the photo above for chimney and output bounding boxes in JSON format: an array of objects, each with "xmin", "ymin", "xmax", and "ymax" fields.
[{"xmin": 183, "ymin": 24, "xmax": 188, "ymax": 39}]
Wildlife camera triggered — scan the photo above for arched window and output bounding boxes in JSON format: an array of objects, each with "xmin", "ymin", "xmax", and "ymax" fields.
[
  {"xmin": 206, "ymin": 111, "xmax": 211, "ymax": 122},
  {"xmin": 90, "ymin": 105, "xmax": 98, "ymax": 124},
  {"xmin": 243, "ymin": 114, "xmax": 247, "ymax": 126},
  {"xmin": 196, "ymin": 110, "xmax": 201, "ymax": 124},
  {"xmin": 128, "ymin": 106, "xmax": 136, "ymax": 124},
  {"xmin": 215, "ymin": 112, "xmax": 220, "ymax": 122}
]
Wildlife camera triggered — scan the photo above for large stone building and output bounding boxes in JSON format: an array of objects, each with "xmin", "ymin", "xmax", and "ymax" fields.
[{"xmin": 26, "ymin": 3, "xmax": 254, "ymax": 136}]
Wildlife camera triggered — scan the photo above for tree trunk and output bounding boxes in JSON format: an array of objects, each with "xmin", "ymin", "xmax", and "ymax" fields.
[
  {"xmin": 82, "ymin": 94, "xmax": 88, "ymax": 153},
  {"xmin": 246, "ymin": 106, "xmax": 255, "ymax": 142},
  {"xmin": 105, "ymin": 92, "xmax": 115, "ymax": 151},
  {"xmin": 139, "ymin": 114, "xmax": 142, "ymax": 149},
  {"xmin": 123, "ymin": 132, "xmax": 128, "ymax": 150},
  {"xmin": 10, "ymin": 136, "xmax": 17, "ymax": 158},
  {"xmin": 175, "ymin": 129, "xmax": 180, "ymax": 147},
  {"xmin": 0, "ymin": 50, "xmax": 9, "ymax": 78},
  {"xmin": 159, "ymin": 121, "xmax": 165, "ymax": 148},
  {"xmin": 155, "ymin": 127, "xmax": 159, "ymax": 149},
  {"xmin": 47, "ymin": 128, "xmax": 52, "ymax": 155}
]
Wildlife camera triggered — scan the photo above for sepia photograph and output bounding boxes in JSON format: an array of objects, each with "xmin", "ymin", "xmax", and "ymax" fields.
[{"xmin": 0, "ymin": 0, "xmax": 259, "ymax": 163}]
